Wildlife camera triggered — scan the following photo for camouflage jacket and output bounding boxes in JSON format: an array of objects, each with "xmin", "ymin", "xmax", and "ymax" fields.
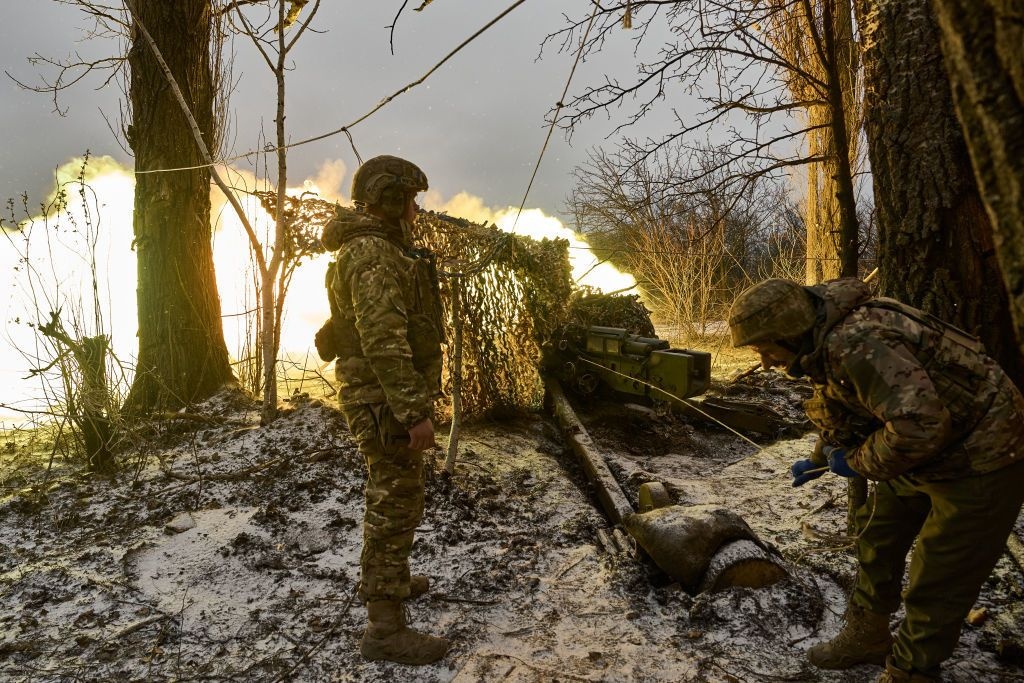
[
  {"xmin": 321, "ymin": 208, "xmax": 444, "ymax": 428},
  {"xmin": 796, "ymin": 278, "xmax": 1024, "ymax": 481}
]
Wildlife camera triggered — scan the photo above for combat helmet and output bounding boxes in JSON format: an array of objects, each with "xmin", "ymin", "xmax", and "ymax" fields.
[
  {"xmin": 728, "ymin": 278, "xmax": 816, "ymax": 347},
  {"xmin": 351, "ymin": 155, "xmax": 428, "ymax": 218}
]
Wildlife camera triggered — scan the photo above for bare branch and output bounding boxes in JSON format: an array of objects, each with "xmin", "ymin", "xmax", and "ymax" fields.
[
  {"xmin": 231, "ymin": 5, "xmax": 276, "ymax": 71},
  {"xmin": 7, "ymin": 54, "xmax": 126, "ymax": 116},
  {"xmin": 258, "ymin": 0, "xmax": 529, "ymax": 154},
  {"xmin": 387, "ymin": 0, "xmax": 412, "ymax": 56},
  {"xmin": 284, "ymin": 0, "xmax": 321, "ymax": 53}
]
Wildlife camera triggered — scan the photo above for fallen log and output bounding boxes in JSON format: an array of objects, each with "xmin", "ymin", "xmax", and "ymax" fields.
[{"xmin": 547, "ymin": 379, "xmax": 634, "ymax": 526}]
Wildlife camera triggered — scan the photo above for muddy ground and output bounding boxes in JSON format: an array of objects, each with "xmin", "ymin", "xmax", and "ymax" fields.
[{"xmin": 1, "ymin": 372, "xmax": 1023, "ymax": 682}]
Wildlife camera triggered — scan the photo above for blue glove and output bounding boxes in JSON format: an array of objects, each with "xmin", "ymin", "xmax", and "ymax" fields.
[
  {"xmin": 791, "ymin": 459, "xmax": 826, "ymax": 487},
  {"xmin": 822, "ymin": 445, "xmax": 858, "ymax": 478}
]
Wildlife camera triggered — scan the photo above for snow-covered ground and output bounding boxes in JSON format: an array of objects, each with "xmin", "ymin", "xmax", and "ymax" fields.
[{"xmin": 1, "ymin": 378, "xmax": 1021, "ymax": 681}]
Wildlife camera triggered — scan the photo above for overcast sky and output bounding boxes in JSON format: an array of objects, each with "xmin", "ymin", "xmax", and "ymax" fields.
[
  {"xmin": 1, "ymin": 1, "xmax": 679, "ymax": 223},
  {"xmin": 2, "ymin": 2, "xmax": 692, "ymax": 419}
]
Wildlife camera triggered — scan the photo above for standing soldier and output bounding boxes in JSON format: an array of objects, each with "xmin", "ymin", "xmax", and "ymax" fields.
[
  {"xmin": 320, "ymin": 155, "xmax": 448, "ymax": 665},
  {"xmin": 727, "ymin": 277, "xmax": 1024, "ymax": 683}
]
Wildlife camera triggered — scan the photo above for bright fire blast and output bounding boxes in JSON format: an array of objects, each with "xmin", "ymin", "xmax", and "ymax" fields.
[{"xmin": 1, "ymin": 159, "xmax": 638, "ymax": 418}]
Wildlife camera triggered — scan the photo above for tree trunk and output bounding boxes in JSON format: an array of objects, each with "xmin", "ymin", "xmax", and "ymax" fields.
[
  {"xmin": 771, "ymin": 0, "xmax": 859, "ymax": 283},
  {"xmin": 805, "ymin": 118, "xmax": 844, "ymax": 283},
  {"xmin": 78, "ymin": 335, "xmax": 114, "ymax": 472},
  {"xmin": 929, "ymin": 0, "xmax": 1024, "ymax": 386},
  {"xmin": 854, "ymin": 0, "xmax": 1023, "ymax": 388},
  {"xmin": 125, "ymin": 0, "xmax": 234, "ymax": 411},
  {"xmin": 261, "ymin": 0, "xmax": 289, "ymax": 425},
  {"xmin": 820, "ymin": 0, "xmax": 860, "ymax": 278}
]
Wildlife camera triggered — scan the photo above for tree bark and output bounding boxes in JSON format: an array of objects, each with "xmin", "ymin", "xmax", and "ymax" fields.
[
  {"xmin": 929, "ymin": 0, "xmax": 1024, "ymax": 385},
  {"xmin": 125, "ymin": 0, "xmax": 234, "ymax": 411},
  {"xmin": 819, "ymin": 0, "xmax": 861, "ymax": 278},
  {"xmin": 854, "ymin": 0, "xmax": 1023, "ymax": 388},
  {"xmin": 768, "ymin": 0, "xmax": 859, "ymax": 283}
]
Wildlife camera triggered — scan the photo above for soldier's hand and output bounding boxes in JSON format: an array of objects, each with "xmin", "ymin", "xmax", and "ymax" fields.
[
  {"xmin": 791, "ymin": 459, "xmax": 827, "ymax": 487},
  {"xmin": 407, "ymin": 418, "xmax": 437, "ymax": 451},
  {"xmin": 822, "ymin": 445, "xmax": 858, "ymax": 478}
]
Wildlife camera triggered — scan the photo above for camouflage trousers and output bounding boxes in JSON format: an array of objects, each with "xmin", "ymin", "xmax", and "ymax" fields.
[
  {"xmin": 343, "ymin": 402, "xmax": 425, "ymax": 602},
  {"xmin": 851, "ymin": 457, "xmax": 1024, "ymax": 675}
]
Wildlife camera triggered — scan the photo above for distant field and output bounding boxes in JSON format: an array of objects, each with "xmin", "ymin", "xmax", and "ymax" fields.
[{"xmin": 652, "ymin": 321, "xmax": 760, "ymax": 377}]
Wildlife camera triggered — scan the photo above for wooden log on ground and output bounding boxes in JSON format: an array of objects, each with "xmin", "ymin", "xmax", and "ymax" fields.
[{"xmin": 547, "ymin": 378, "xmax": 635, "ymax": 526}]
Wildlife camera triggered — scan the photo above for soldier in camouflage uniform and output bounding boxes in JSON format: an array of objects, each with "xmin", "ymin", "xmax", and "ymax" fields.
[
  {"xmin": 320, "ymin": 155, "xmax": 448, "ymax": 665},
  {"xmin": 728, "ymin": 277, "xmax": 1024, "ymax": 683}
]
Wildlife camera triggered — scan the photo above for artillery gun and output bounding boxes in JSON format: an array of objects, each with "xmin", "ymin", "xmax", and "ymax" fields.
[
  {"xmin": 544, "ymin": 324, "xmax": 789, "ymax": 436},
  {"xmin": 546, "ymin": 379, "xmax": 789, "ymax": 594},
  {"xmin": 541, "ymin": 297, "xmax": 791, "ymax": 593}
]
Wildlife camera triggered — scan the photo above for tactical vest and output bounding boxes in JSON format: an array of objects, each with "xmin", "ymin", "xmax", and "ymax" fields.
[
  {"xmin": 314, "ymin": 227, "xmax": 446, "ymax": 372},
  {"xmin": 863, "ymin": 297, "xmax": 995, "ymax": 435},
  {"xmin": 811, "ymin": 297, "xmax": 999, "ymax": 463}
]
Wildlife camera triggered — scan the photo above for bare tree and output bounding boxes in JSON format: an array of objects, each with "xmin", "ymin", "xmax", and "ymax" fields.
[
  {"xmin": 762, "ymin": 0, "xmax": 860, "ymax": 282},
  {"xmin": 548, "ymin": 0, "xmax": 864, "ymax": 280},
  {"xmin": 569, "ymin": 145, "xmax": 796, "ymax": 342},
  {"xmin": 224, "ymin": 0, "xmax": 322, "ymax": 422}
]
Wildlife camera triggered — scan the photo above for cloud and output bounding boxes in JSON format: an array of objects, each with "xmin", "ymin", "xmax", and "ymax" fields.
[
  {"xmin": 302, "ymin": 158, "xmax": 348, "ymax": 202},
  {"xmin": 422, "ymin": 190, "xmax": 502, "ymax": 226},
  {"xmin": 48, "ymin": 155, "xmax": 133, "ymax": 195}
]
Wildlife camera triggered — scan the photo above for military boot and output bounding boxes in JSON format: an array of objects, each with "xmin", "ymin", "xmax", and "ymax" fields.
[
  {"xmin": 358, "ymin": 575, "xmax": 429, "ymax": 604},
  {"xmin": 875, "ymin": 657, "xmax": 938, "ymax": 683},
  {"xmin": 360, "ymin": 600, "xmax": 449, "ymax": 665},
  {"xmin": 808, "ymin": 605, "xmax": 893, "ymax": 669}
]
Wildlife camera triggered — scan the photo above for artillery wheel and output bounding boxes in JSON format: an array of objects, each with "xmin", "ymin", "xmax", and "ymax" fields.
[
  {"xmin": 576, "ymin": 372, "xmax": 600, "ymax": 395},
  {"xmin": 697, "ymin": 539, "xmax": 788, "ymax": 592},
  {"xmin": 638, "ymin": 482, "xmax": 673, "ymax": 513}
]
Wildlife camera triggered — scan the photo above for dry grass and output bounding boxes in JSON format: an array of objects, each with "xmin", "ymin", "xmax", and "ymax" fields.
[{"xmin": 653, "ymin": 322, "xmax": 760, "ymax": 378}]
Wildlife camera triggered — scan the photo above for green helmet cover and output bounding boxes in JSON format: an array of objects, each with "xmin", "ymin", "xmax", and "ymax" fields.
[
  {"xmin": 351, "ymin": 155, "xmax": 428, "ymax": 218},
  {"xmin": 728, "ymin": 278, "xmax": 816, "ymax": 347}
]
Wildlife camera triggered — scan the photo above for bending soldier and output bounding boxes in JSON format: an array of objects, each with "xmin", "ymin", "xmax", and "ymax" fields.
[
  {"xmin": 728, "ymin": 277, "xmax": 1024, "ymax": 683},
  {"xmin": 320, "ymin": 155, "xmax": 448, "ymax": 666}
]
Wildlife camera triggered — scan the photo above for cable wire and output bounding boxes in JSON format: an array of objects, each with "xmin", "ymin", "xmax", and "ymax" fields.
[{"xmin": 133, "ymin": 0, "xmax": 530, "ymax": 175}]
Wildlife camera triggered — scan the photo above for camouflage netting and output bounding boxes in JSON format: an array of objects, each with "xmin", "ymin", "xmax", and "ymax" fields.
[
  {"xmin": 562, "ymin": 291, "xmax": 656, "ymax": 337},
  {"xmin": 413, "ymin": 211, "xmax": 574, "ymax": 418},
  {"xmin": 255, "ymin": 191, "xmax": 336, "ymax": 260},
  {"xmin": 270, "ymin": 196, "xmax": 575, "ymax": 418}
]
